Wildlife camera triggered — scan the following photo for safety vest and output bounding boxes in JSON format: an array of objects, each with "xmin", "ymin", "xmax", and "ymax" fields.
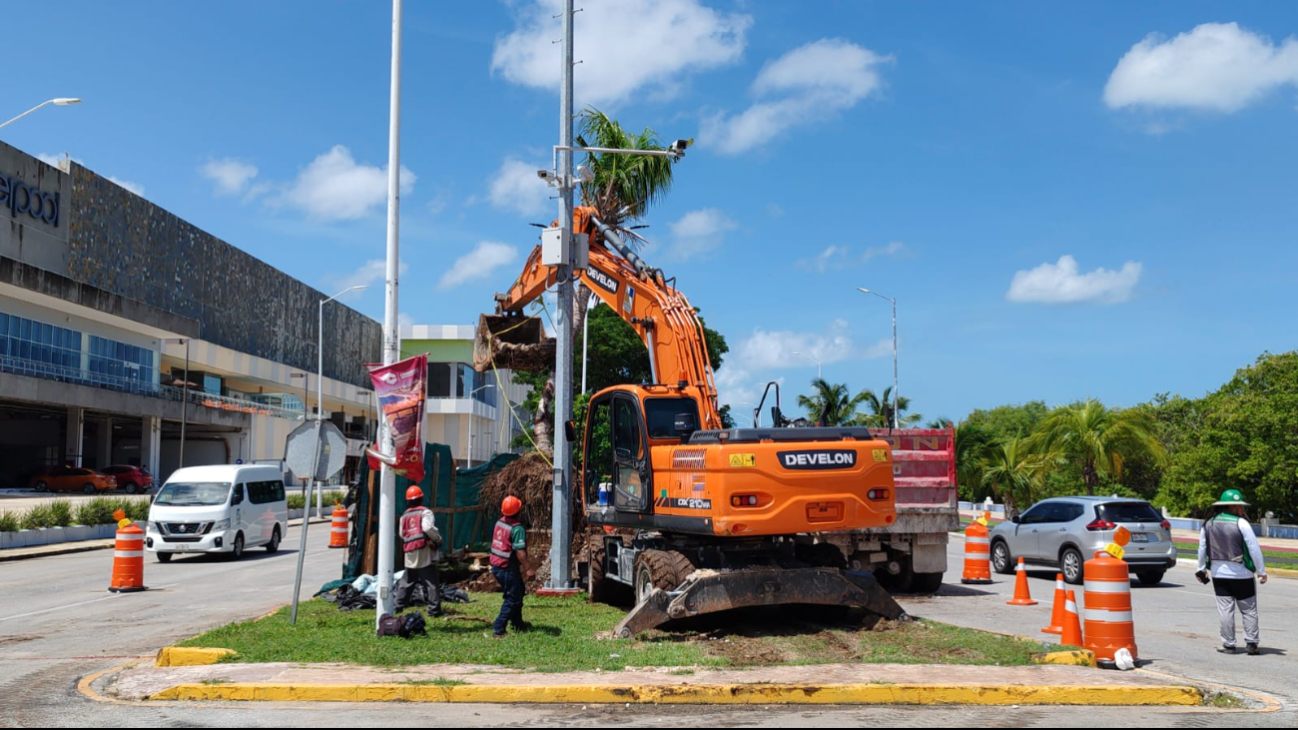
[
  {"xmin": 490, "ymin": 517, "xmax": 520, "ymax": 569},
  {"xmin": 401, "ymin": 506, "xmax": 431, "ymax": 553},
  {"xmin": 1206, "ymin": 513, "xmax": 1256, "ymax": 572}
]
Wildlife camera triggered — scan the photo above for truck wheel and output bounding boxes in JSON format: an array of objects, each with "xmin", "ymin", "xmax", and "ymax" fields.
[
  {"xmin": 910, "ymin": 572, "xmax": 945, "ymax": 594},
  {"xmin": 876, "ymin": 559, "xmax": 914, "ymax": 593},
  {"xmin": 632, "ymin": 549, "xmax": 694, "ymax": 605},
  {"xmin": 796, "ymin": 542, "xmax": 846, "ymax": 569},
  {"xmin": 587, "ymin": 542, "xmax": 630, "ymax": 605}
]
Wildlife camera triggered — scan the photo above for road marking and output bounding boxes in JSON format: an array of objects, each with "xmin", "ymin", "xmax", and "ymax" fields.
[{"xmin": 0, "ymin": 583, "xmax": 181, "ymax": 623}]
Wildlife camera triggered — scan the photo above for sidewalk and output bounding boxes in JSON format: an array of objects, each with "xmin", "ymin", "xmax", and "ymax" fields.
[
  {"xmin": 0, "ymin": 516, "xmax": 330, "ymax": 562},
  {"xmin": 106, "ymin": 658, "xmax": 1205, "ymax": 706}
]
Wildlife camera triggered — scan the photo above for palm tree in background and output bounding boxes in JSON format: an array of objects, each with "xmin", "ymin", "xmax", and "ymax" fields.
[
  {"xmin": 854, "ymin": 387, "xmax": 922, "ymax": 428},
  {"xmin": 981, "ymin": 436, "xmax": 1058, "ymax": 518},
  {"xmin": 1033, "ymin": 399, "xmax": 1168, "ymax": 495},
  {"xmin": 797, "ymin": 378, "xmax": 868, "ymax": 426},
  {"xmin": 955, "ymin": 422, "xmax": 994, "ymax": 501}
]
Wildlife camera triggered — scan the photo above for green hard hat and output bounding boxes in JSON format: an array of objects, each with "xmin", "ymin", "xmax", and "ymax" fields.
[{"xmin": 1212, "ymin": 489, "xmax": 1249, "ymax": 507}]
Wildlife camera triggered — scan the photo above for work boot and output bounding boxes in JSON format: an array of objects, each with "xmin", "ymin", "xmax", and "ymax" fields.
[
  {"xmin": 1247, "ymin": 643, "xmax": 1260, "ymax": 656},
  {"xmin": 491, "ymin": 632, "xmax": 508, "ymax": 640},
  {"xmin": 1217, "ymin": 645, "xmax": 1236, "ymax": 654},
  {"xmin": 513, "ymin": 621, "xmax": 532, "ymax": 633}
]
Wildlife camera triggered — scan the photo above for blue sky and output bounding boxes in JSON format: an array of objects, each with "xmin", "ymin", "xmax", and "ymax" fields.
[{"xmin": 5, "ymin": 2, "xmax": 1297, "ymax": 422}]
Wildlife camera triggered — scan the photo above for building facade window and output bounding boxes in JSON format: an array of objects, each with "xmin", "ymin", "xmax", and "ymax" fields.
[
  {"xmin": 89, "ymin": 335, "xmax": 155, "ymax": 390},
  {"xmin": 427, "ymin": 361, "xmax": 497, "ymax": 406},
  {"xmin": 0, "ymin": 312, "xmax": 83, "ymax": 376}
]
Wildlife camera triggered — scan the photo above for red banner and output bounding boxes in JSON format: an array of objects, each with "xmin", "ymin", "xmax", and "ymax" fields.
[{"xmin": 365, "ymin": 354, "xmax": 427, "ymax": 484}]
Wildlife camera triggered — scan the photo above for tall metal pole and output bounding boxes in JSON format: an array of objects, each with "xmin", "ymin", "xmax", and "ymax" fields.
[
  {"xmin": 376, "ymin": 0, "xmax": 404, "ymax": 625},
  {"xmin": 316, "ymin": 300, "xmax": 325, "ymax": 519},
  {"xmin": 179, "ymin": 339, "xmax": 189, "ymax": 468},
  {"xmin": 890, "ymin": 297, "xmax": 898, "ymax": 430},
  {"xmin": 548, "ymin": 0, "xmax": 576, "ymax": 592}
]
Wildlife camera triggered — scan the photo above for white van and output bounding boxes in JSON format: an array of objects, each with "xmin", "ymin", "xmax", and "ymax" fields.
[{"xmin": 145, "ymin": 465, "xmax": 287, "ymax": 562}]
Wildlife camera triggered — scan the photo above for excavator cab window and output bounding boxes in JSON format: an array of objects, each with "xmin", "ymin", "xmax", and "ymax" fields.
[
  {"xmin": 583, "ymin": 397, "xmax": 613, "ymax": 507},
  {"xmin": 644, "ymin": 397, "xmax": 701, "ymax": 440},
  {"xmin": 611, "ymin": 395, "xmax": 649, "ymax": 512}
]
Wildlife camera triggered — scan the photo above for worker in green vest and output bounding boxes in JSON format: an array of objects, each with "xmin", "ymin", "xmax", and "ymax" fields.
[{"xmin": 1196, "ymin": 489, "xmax": 1268, "ymax": 655}]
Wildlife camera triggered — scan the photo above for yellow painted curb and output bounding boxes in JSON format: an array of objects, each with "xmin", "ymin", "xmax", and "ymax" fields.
[
  {"xmin": 149, "ymin": 682, "xmax": 1201, "ymax": 706},
  {"xmin": 1269, "ymin": 567, "xmax": 1298, "ymax": 579},
  {"xmin": 155, "ymin": 647, "xmax": 236, "ymax": 667},
  {"xmin": 1032, "ymin": 650, "xmax": 1097, "ymax": 668}
]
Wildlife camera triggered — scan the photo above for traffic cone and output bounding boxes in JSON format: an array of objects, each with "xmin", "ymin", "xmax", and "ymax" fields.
[
  {"xmin": 1041, "ymin": 573, "xmax": 1066, "ymax": 634},
  {"xmin": 1061, "ymin": 589, "xmax": 1084, "ymax": 647},
  {"xmin": 1006, "ymin": 557, "xmax": 1037, "ymax": 606}
]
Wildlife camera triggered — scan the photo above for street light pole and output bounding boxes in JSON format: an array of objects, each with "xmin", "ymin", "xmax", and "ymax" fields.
[
  {"xmin": 856, "ymin": 288, "xmax": 899, "ymax": 429},
  {"xmin": 376, "ymin": 0, "xmax": 404, "ymax": 626},
  {"xmin": 0, "ymin": 98, "xmax": 82, "ymax": 130},
  {"xmin": 316, "ymin": 285, "xmax": 367, "ymax": 519}
]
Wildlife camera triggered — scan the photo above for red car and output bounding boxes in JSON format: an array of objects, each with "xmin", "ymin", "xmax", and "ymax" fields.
[{"xmin": 100, "ymin": 465, "xmax": 154, "ymax": 494}]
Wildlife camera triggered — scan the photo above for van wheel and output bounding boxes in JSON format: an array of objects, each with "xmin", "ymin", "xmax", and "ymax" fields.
[
  {"xmin": 229, "ymin": 532, "xmax": 245, "ymax": 561},
  {"xmin": 156, "ymin": 552, "xmax": 172, "ymax": 563},
  {"xmin": 265, "ymin": 526, "xmax": 281, "ymax": 554}
]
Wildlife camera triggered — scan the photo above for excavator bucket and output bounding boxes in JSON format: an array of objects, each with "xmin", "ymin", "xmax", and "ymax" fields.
[
  {"xmin": 473, "ymin": 313, "xmax": 555, "ymax": 373},
  {"xmin": 613, "ymin": 568, "xmax": 909, "ymax": 639}
]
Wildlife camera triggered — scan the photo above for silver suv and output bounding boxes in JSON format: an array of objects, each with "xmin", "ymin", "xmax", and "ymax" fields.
[{"xmin": 987, "ymin": 497, "xmax": 1176, "ymax": 585}]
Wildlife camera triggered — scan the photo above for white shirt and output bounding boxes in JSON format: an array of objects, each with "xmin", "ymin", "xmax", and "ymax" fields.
[{"xmin": 1198, "ymin": 516, "xmax": 1267, "ymax": 580}]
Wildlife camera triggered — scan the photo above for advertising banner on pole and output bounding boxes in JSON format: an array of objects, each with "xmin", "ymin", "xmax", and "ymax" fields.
[{"xmin": 365, "ymin": 353, "xmax": 427, "ymax": 484}]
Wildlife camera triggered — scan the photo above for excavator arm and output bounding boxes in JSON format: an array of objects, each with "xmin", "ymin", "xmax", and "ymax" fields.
[{"xmin": 482, "ymin": 206, "xmax": 722, "ymax": 430}]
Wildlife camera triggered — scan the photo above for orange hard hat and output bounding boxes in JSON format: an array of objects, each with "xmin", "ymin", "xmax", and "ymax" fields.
[
  {"xmin": 405, "ymin": 485, "xmax": 424, "ymax": 502},
  {"xmin": 502, "ymin": 495, "xmax": 522, "ymax": 516}
]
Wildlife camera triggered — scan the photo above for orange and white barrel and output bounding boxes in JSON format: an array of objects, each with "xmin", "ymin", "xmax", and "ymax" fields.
[
  {"xmin": 960, "ymin": 518, "xmax": 993, "ymax": 584},
  {"xmin": 1083, "ymin": 550, "xmax": 1136, "ymax": 664},
  {"xmin": 329, "ymin": 503, "xmax": 349, "ymax": 549},
  {"xmin": 108, "ymin": 523, "xmax": 148, "ymax": 593}
]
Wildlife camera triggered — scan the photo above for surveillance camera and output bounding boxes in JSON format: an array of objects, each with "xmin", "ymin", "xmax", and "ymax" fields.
[
  {"xmin": 536, "ymin": 169, "xmax": 554, "ymax": 181},
  {"xmin": 576, "ymin": 164, "xmax": 595, "ymax": 184}
]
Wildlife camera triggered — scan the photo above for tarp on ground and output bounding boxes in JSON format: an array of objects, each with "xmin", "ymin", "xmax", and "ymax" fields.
[{"xmin": 342, "ymin": 443, "xmax": 519, "ymax": 582}]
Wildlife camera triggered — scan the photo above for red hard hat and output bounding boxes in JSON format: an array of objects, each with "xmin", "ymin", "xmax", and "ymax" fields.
[
  {"xmin": 502, "ymin": 495, "xmax": 522, "ymax": 516},
  {"xmin": 405, "ymin": 485, "xmax": 424, "ymax": 502}
]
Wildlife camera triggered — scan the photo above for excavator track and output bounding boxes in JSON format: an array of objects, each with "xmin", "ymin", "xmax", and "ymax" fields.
[{"xmin": 614, "ymin": 567, "xmax": 908, "ymax": 639}]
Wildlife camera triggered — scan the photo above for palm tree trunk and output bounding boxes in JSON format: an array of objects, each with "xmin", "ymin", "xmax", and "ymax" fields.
[
  {"xmin": 1082, "ymin": 461, "xmax": 1097, "ymax": 496},
  {"xmin": 533, "ymin": 371, "xmax": 555, "ymax": 457}
]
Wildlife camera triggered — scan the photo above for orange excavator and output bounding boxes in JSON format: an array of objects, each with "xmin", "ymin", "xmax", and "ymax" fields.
[{"xmin": 477, "ymin": 206, "xmax": 907, "ymax": 636}]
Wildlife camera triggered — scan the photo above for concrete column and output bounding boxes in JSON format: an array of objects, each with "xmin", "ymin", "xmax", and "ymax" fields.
[
  {"xmin": 142, "ymin": 415, "xmax": 161, "ymax": 477},
  {"xmin": 96, "ymin": 417, "xmax": 113, "ymax": 469},
  {"xmin": 65, "ymin": 407, "xmax": 84, "ymax": 467}
]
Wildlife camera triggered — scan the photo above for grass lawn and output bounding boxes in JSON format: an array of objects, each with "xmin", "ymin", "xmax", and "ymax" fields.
[{"xmin": 182, "ymin": 593, "xmax": 1056, "ymax": 671}]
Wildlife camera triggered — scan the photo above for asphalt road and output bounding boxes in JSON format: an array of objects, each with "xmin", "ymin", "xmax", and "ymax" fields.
[
  {"xmin": 1, "ymin": 528, "xmax": 1292, "ymax": 727},
  {"xmin": 895, "ymin": 540, "xmax": 1296, "ymax": 713}
]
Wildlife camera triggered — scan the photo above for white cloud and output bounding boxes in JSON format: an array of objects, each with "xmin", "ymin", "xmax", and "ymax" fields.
[
  {"xmin": 484, "ymin": 158, "xmax": 551, "ymax": 218},
  {"xmin": 861, "ymin": 241, "xmax": 905, "ymax": 262},
  {"xmin": 734, "ymin": 318, "xmax": 880, "ymax": 370},
  {"xmin": 398, "ymin": 312, "xmax": 416, "ymax": 329},
  {"xmin": 798, "ymin": 245, "xmax": 849, "ymax": 273},
  {"xmin": 201, "ymin": 158, "xmax": 259, "ymax": 196},
  {"xmin": 107, "ymin": 177, "xmax": 145, "ymax": 196},
  {"xmin": 704, "ymin": 38, "xmax": 890, "ymax": 155},
  {"xmin": 492, "ymin": 0, "xmax": 751, "ymax": 107},
  {"xmin": 281, "ymin": 145, "xmax": 415, "ymax": 220},
  {"xmin": 328, "ymin": 258, "xmax": 409, "ymax": 294},
  {"xmin": 438, "ymin": 242, "xmax": 519, "ymax": 291},
  {"xmin": 666, "ymin": 208, "xmax": 737, "ymax": 260},
  {"xmin": 1006, "ymin": 255, "xmax": 1142, "ymax": 305},
  {"xmin": 1104, "ymin": 22, "xmax": 1298, "ymax": 112}
]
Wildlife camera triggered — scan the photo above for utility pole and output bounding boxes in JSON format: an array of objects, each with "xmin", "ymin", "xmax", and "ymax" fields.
[
  {"xmin": 546, "ymin": 0, "xmax": 577, "ymax": 594},
  {"xmin": 376, "ymin": 0, "xmax": 404, "ymax": 626}
]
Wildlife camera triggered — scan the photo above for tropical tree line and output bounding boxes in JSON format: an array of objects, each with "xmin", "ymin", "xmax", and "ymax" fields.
[
  {"xmin": 955, "ymin": 352, "xmax": 1298, "ymax": 523},
  {"xmin": 795, "ymin": 378, "xmax": 922, "ymax": 428}
]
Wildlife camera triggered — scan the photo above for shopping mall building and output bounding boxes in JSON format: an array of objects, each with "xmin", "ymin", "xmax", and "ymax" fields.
[{"xmin": 0, "ymin": 140, "xmax": 381, "ymax": 487}]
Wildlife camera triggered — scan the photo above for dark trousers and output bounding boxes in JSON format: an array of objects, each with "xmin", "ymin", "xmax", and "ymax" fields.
[
  {"xmin": 396, "ymin": 563, "xmax": 441, "ymax": 615},
  {"xmin": 492, "ymin": 565, "xmax": 525, "ymax": 635}
]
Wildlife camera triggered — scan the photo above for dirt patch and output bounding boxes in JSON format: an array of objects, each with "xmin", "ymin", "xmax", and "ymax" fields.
[
  {"xmin": 479, "ymin": 453, "xmax": 585, "ymax": 530},
  {"xmin": 704, "ymin": 635, "xmax": 792, "ymax": 665}
]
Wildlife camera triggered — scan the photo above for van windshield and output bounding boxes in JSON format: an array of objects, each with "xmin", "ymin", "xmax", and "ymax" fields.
[{"xmin": 155, "ymin": 482, "xmax": 232, "ymax": 506}]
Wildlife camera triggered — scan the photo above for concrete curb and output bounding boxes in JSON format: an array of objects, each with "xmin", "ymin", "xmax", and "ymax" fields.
[
  {"xmin": 0, "ymin": 540, "xmax": 114, "ymax": 561},
  {"xmin": 1031, "ymin": 650, "xmax": 1097, "ymax": 668},
  {"xmin": 155, "ymin": 647, "xmax": 236, "ymax": 667},
  {"xmin": 146, "ymin": 681, "xmax": 1202, "ymax": 705}
]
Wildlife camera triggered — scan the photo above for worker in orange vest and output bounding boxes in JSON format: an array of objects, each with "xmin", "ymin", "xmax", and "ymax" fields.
[
  {"xmin": 489, "ymin": 495, "xmax": 536, "ymax": 639},
  {"xmin": 396, "ymin": 485, "xmax": 442, "ymax": 615}
]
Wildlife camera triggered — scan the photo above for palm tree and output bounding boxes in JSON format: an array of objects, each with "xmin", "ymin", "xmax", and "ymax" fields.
[
  {"xmin": 954, "ymin": 422, "xmax": 994, "ymax": 501},
  {"xmin": 853, "ymin": 387, "xmax": 922, "ymax": 428},
  {"xmin": 980, "ymin": 436, "xmax": 1056, "ymax": 518},
  {"xmin": 797, "ymin": 378, "xmax": 868, "ymax": 426},
  {"xmin": 571, "ymin": 108, "xmax": 677, "ymax": 345},
  {"xmin": 1032, "ymin": 399, "xmax": 1168, "ymax": 496}
]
